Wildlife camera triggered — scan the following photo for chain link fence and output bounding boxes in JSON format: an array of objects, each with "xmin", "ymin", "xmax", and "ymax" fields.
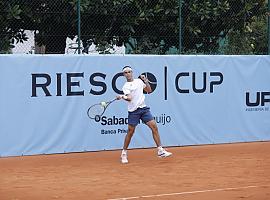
[{"xmin": 0, "ymin": 0, "xmax": 269, "ymax": 55}]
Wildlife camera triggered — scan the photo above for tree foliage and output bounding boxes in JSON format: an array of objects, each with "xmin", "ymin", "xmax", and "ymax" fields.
[
  {"xmin": 0, "ymin": 0, "xmax": 267, "ymax": 54},
  {"xmin": 0, "ymin": 1, "xmax": 27, "ymax": 53},
  {"xmin": 182, "ymin": 0, "xmax": 267, "ymax": 54},
  {"xmin": 223, "ymin": 16, "xmax": 268, "ymax": 55}
]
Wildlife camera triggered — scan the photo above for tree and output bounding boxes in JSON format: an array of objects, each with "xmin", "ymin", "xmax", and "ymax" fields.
[
  {"xmin": 19, "ymin": 0, "xmax": 77, "ymax": 54},
  {"xmin": 181, "ymin": 0, "xmax": 267, "ymax": 54},
  {"xmin": 72, "ymin": 0, "xmax": 268, "ymax": 54},
  {"xmin": 76, "ymin": 0, "xmax": 179, "ymax": 54},
  {"xmin": 223, "ymin": 15, "xmax": 267, "ymax": 55},
  {"xmin": 1, "ymin": 0, "xmax": 267, "ymax": 54},
  {"xmin": 0, "ymin": 1, "xmax": 28, "ymax": 53}
]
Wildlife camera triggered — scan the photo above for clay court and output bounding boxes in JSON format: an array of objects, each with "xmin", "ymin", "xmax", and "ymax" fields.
[{"xmin": 0, "ymin": 141, "xmax": 269, "ymax": 200}]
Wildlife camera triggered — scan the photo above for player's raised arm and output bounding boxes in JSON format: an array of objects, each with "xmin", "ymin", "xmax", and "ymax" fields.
[{"xmin": 140, "ymin": 75, "xmax": 152, "ymax": 93}]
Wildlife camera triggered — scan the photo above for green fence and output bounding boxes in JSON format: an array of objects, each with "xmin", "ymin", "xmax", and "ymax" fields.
[{"xmin": 0, "ymin": 0, "xmax": 269, "ymax": 55}]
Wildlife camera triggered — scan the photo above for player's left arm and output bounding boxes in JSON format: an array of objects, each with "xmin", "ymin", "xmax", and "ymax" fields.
[{"xmin": 140, "ymin": 75, "xmax": 152, "ymax": 93}]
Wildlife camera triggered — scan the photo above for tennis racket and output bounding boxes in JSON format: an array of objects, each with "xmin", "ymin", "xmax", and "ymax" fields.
[
  {"xmin": 87, "ymin": 98, "xmax": 117, "ymax": 120},
  {"xmin": 131, "ymin": 68, "xmax": 157, "ymax": 84}
]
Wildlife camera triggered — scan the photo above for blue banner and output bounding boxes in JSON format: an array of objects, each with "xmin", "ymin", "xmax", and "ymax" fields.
[{"xmin": 0, "ymin": 55, "xmax": 269, "ymax": 157}]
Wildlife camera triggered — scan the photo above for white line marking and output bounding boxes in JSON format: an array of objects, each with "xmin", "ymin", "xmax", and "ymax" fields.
[{"xmin": 107, "ymin": 185, "xmax": 269, "ymax": 200}]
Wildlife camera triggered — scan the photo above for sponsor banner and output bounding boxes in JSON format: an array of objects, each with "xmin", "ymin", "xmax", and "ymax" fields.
[{"xmin": 0, "ymin": 55, "xmax": 269, "ymax": 157}]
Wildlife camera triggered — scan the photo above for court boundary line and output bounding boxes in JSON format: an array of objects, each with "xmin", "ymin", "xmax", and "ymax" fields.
[{"xmin": 107, "ymin": 185, "xmax": 269, "ymax": 200}]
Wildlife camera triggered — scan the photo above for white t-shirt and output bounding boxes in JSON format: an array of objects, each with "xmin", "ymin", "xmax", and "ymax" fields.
[{"xmin": 122, "ymin": 79, "xmax": 146, "ymax": 112}]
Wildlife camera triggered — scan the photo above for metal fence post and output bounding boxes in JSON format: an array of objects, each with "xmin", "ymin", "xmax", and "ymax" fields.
[
  {"xmin": 179, "ymin": 0, "xmax": 182, "ymax": 54},
  {"xmin": 268, "ymin": 0, "xmax": 270, "ymax": 55},
  {"xmin": 77, "ymin": 0, "xmax": 81, "ymax": 54}
]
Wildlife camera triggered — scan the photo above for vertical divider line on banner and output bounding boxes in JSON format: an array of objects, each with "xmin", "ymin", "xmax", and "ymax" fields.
[{"xmin": 164, "ymin": 66, "xmax": 168, "ymax": 100}]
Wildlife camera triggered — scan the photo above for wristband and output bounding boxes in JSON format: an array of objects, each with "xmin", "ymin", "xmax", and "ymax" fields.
[{"xmin": 122, "ymin": 95, "xmax": 128, "ymax": 100}]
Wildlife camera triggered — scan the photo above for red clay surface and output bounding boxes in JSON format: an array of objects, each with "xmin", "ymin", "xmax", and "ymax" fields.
[{"xmin": 0, "ymin": 141, "xmax": 269, "ymax": 200}]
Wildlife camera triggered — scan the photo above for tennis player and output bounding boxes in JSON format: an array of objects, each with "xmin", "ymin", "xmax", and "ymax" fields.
[{"xmin": 116, "ymin": 65, "xmax": 172, "ymax": 164}]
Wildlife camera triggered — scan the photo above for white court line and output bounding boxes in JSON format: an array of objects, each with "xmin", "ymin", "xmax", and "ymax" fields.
[{"xmin": 107, "ymin": 185, "xmax": 269, "ymax": 200}]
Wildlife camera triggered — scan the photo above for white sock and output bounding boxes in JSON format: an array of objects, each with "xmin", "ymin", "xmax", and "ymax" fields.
[
  {"xmin": 122, "ymin": 149, "xmax": 127, "ymax": 155},
  {"xmin": 158, "ymin": 146, "xmax": 163, "ymax": 151}
]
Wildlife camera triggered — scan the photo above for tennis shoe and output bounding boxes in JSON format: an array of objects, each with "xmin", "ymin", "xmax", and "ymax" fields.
[
  {"xmin": 121, "ymin": 153, "xmax": 128, "ymax": 164},
  {"xmin": 158, "ymin": 149, "xmax": 172, "ymax": 158}
]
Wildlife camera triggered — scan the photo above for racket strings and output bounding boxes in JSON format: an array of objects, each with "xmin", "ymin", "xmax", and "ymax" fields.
[
  {"xmin": 134, "ymin": 70, "xmax": 157, "ymax": 84},
  {"xmin": 88, "ymin": 104, "xmax": 105, "ymax": 119}
]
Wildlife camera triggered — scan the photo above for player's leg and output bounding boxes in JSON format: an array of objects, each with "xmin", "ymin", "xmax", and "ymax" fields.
[
  {"xmin": 121, "ymin": 125, "xmax": 135, "ymax": 164},
  {"xmin": 140, "ymin": 107, "xmax": 161, "ymax": 146},
  {"xmin": 145, "ymin": 119, "xmax": 161, "ymax": 147},
  {"xmin": 121, "ymin": 110, "xmax": 140, "ymax": 164},
  {"xmin": 142, "ymin": 107, "xmax": 172, "ymax": 158},
  {"xmin": 123, "ymin": 124, "xmax": 136, "ymax": 150}
]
